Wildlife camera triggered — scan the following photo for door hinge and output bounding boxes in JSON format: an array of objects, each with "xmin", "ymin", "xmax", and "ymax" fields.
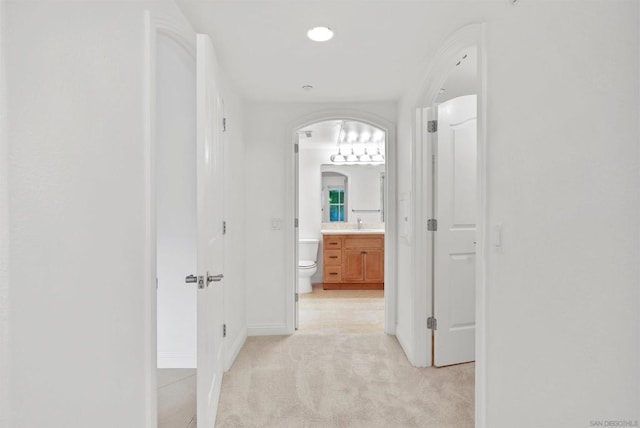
[
  {"xmin": 427, "ymin": 219, "xmax": 438, "ymax": 231},
  {"xmin": 294, "ymin": 143, "xmax": 299, "ymax": 153},
  {"xmin": 294, "ymin": 218, "xmax": 299, "ymax": 228},
  {"xmin": 427, "ymin": 120, "xmax": 438, "ymax": 133},
  {"xmin": 427, "ymin": 316, "xmax": 437, "ymax": 330},
  {"xmin": 222, "ymin": 117, "xmax": 227, "ymax": 132},
  {"xmin": 223, "ymin": 323, "xmax": 227, "ymax": 338},
  {"xmin": 295, "ymin": 293, "xmax": 299, "ymax": 303},
  {"xmin": 223, "ymin": 220, "xmax": 227, "ymax": 235}
]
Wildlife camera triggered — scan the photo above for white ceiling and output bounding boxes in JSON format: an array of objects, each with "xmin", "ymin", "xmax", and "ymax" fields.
[
  {"xmin": 177, "ymin": 0, "xmax": 492, "ymax": 102},
  {"xmin": 298, "ymin": 120, "xmax": 385, "ymax": 150}
]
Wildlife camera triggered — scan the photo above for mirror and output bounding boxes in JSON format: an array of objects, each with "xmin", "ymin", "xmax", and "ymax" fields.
[{"xmin": 321, "ymin": 164, "xmax": 385, "ymax": 224}]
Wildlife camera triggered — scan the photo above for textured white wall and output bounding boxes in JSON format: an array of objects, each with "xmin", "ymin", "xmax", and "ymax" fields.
[
  {"xmin": 3, "ymin": 2, "xmax": 199, "ymax": 427},
  {"xmin": 484, "ymin": 3, "xmax": 639, "ymax": 425},
  {"xmin": 0, "ymin": 2, "xmax": 9, "ymax": 425},
  {"xmin": 155, "ymin": 33, "xmax": 197, "ymax": 368},
  {"xmin": 244, "ymin": 102, "xmax": 396, "ymax": 333},
  {"xmin": 397, "ymin": 2, "xmax": 640, "ymax": 426}
]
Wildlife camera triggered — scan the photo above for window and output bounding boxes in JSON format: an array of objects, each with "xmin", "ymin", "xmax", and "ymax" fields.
[{"xmin": 328, "ymin": 188, "xmax": 345, "ymax": 222}]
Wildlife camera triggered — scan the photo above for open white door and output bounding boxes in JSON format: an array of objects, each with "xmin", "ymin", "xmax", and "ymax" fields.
[
  {"xmin": 294, "ymin": 133, "xmax": 300, "ymax": 330},
  {"xmin": 433, "ymin": 94, "xmax": 477, "ymax": 367},
  {"xmin": 196, "ymin": 34, "xmax": 225, "ymax": 426}
]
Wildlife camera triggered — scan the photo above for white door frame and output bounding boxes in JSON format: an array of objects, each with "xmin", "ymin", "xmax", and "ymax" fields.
[
  {"xmin": 411, "ymin": 23, "xmax": 488, "ymax": 427},
  {"xmin": 285, "ymin": 110, "xmax": 398, "ymax": 335},
  {"xmin": 143, "ymin": 11, "xmax": 196, "ymax": 428}
]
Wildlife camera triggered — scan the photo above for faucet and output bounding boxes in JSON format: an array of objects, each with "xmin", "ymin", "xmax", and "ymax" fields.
[{"xmin": 357, "ymin": 218, "xmax": 363, "ymax": 230}]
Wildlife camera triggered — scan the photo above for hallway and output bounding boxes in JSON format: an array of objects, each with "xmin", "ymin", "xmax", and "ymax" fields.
[{"xmin": 216, "ymin": 334, "xmax": 474, "ymax": 428}]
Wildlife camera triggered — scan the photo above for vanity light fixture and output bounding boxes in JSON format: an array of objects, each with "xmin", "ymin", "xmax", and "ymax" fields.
[
  {"xmin": 346, "ymin": 147, "xmax": 359, "ymax": 163},
  {"xmin": 371, "ymin": 147, "xmax": 385, "ymax": 163},
  {"xmin": 330, "ymin": 147, "xmax": 346, "ymax": 163},
  {"xmin": 307, "ymin": 26, "xmax": 334, "ymax": 42},
  {"xmin": 358, "ymin": 147, "xmax": 372, "ymax": 163}
]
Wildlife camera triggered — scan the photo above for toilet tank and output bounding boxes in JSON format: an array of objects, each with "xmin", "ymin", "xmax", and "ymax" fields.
[{"xmin": 298, "ymin": 238, "xmax": 319, "ymax": 262}]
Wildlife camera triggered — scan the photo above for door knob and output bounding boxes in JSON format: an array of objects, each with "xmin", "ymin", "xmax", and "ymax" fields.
[{"xmin": 207, "ymin": 272, "xmax": 224, "ymax": 285}]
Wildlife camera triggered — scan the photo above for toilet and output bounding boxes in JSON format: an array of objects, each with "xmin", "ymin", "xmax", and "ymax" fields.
[{"xmin": 298, "ymin": 238, "xmax": 319, "ymax": 294}]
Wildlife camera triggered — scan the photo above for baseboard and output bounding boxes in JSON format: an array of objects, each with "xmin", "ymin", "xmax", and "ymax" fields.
[
  {"xmin": 157, "ymin": 352, "xmax": 196, "ymax": 369},
  {"xmin": 247, "ymin": 323, "xmax": 289, "ymax": 336},
  {"xmin": 224, "ymin": 326, "xmax": 247, "ymax": 371}
]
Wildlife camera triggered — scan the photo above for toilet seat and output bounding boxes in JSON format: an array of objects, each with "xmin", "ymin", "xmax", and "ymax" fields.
[{"xmin": 298, "ymin": 260, "xmax": 316, "ymax": 269}]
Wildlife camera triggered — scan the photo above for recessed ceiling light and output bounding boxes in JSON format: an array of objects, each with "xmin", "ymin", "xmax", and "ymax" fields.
[
  {"xmin": 307, "ymin": 26, "xmax": 334, "ymax": 42},
  {"xmin": 302, "ymin": 85, "xmax": 313, "ymax": 91}
]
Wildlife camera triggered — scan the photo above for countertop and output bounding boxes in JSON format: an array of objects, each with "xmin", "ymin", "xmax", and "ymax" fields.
[{"xmin": 320, "ymin": 229, "xmax": 385, "ymax": 235}]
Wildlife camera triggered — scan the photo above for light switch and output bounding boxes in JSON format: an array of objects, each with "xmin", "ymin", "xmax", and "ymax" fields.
[{"xmin": 271, "ymin": 218, "xmax": 282, "ymax": 230}]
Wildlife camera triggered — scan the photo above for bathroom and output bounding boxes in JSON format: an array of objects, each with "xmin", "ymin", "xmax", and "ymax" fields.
[{"xmin": 296, "ymin": 119, "xmax": 386, "ymax": 332}]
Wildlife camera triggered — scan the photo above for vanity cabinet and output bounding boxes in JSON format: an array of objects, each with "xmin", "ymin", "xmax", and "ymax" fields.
[{"xmin": 322, "ymin": 234, "xmax": 384, "ymax": 290}]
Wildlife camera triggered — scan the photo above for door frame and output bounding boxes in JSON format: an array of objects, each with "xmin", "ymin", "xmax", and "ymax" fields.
[
  {"xmin": 143, "ymin": 10, "xmax": 196, "ymax": 428},
  {"xmin": 412, "ymin": 23, "xmax": 488, "ymax": 427},
  {"xmin": 285, "ymin": 110, "xmax": 398, "ymax": 335}
]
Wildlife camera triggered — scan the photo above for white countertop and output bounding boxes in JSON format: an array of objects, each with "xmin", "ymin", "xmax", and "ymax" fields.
[{"xmin": 320, "ymin": 229, "xmax": 385, "ymax": 235}]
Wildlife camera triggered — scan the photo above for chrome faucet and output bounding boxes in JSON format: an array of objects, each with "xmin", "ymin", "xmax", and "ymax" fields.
[{"xmin": 357, "ymin": 218, "xmax": 363, "ymax": 229}]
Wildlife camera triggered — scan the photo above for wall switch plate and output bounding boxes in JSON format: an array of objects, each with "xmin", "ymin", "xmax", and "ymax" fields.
[{"xmin": 271, "ymin": 218, "xmax": 282, "ymax": 230}]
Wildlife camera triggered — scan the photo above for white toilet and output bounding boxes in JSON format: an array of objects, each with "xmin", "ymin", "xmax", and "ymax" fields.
[{"xmin": 298, "ymin": 238, "xmax": 319, "ymax": 294}]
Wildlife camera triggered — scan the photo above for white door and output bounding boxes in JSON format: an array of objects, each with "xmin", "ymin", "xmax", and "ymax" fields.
[
  {"xmin": 433, "ymin": 94, "xmax": 477, "ymax": 367},
  {"xmin": 294, "ymin": 134, "xmax": 300, "ymax": 330},
  {"xmin": 196, "ymin": 34, "xmax": 225, "ymax": 426}
]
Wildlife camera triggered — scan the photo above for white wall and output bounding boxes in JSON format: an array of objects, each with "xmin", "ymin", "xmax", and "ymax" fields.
[
  {"xmin": 2, "ymin": 2, "xmax": 205, "ymax": 427},
  {"xmin": 0, "ymin": 2, "xmax": 9, "ymax": 426},
  {"xmin": 245, "ymin": 102, "xmax": 396, "ymax": 334},
  {"xmin": 299, "ymin": 146, "xmax": 385, "ymax": 236},
  {"xmin": 156, "ymin": 33, "xmax": 197, "ymax": 368},
  {"xmin": 299, "ymin": 147, "xmax": 331, "ymax": 240},
  {"xmin": 322, "ymin": 164, "xmax": 385, "ymax": 225},
  {"xmin": 397, "ymin": 2, "xmax": 640, "ymax": 426}
]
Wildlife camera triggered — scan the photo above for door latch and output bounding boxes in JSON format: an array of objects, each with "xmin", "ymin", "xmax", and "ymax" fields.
[
  {"xmin": 185, "ymin": 274, "xmax": 205, "ymax": 289},
  {"xmin": 207, "ymin": 272, "xmax": 224, "ymax": 285}
]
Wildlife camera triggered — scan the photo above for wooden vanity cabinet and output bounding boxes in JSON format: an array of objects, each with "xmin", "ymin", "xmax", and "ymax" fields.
[{"xmin": 322, "ymin": 234, "xmax": 384, "ymax": 290}]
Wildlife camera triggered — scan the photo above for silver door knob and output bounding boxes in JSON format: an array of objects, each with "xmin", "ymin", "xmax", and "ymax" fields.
[{"xmin": 207, "ymin": 273, "xmax": 224, "ymax": 285}]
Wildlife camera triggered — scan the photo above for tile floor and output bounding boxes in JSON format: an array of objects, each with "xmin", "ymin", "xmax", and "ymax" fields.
[
  {"xmin": 157, "ymin": 283, "xmax": 385, "ymax": 427},
  {"xmin": 158, "ymin": 368, "xmax": 196, "ymax": 428},
  {"xmin": 297, "ymin": 282, "xmax": 385, "ymax": 334}
]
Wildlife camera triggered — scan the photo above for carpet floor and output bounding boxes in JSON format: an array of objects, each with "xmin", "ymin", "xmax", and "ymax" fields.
[{"xmin": 215, "ymin": 334, "xmax": 474, "ymax": 428}]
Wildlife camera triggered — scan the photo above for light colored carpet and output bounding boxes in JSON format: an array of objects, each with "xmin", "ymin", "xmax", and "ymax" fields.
[{"xmin": 215, "ymin": 334, "xmax": 474, "ymax": 428}]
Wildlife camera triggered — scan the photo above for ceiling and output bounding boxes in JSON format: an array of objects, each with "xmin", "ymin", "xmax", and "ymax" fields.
[
  {"xmin": 177, "ymin": 0, "xmax": 492, "ymax": 102},
  {"xmin": 298, "ymin": 120, "xmax": 385, "ymax": 151}
]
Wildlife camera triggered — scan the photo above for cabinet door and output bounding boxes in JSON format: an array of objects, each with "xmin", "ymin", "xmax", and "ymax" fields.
[
  {"xmin": 364, "ymin": 250, "xmax": 384, "ymax": 282},
  {"xmin": 343, "ymin": 250, "xmax": 365, "ymax": 281}
]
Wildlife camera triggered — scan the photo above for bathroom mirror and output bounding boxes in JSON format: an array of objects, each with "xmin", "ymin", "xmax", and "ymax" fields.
[{"xmin": 321, "ymin": 164, "xmax": 385, "ymax": 224}]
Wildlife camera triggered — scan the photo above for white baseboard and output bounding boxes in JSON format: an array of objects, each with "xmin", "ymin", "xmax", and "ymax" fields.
[
  {"xmin": 157, "ymin": 352, "xmax": 196, "ymax": 368},
  {"xmin": 247, "ymin": 323, "xmax": 289, "ymax": 336},
  {"xmin": 224, "ymin": 326, "xmax": 247, "ymax": 371}
]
